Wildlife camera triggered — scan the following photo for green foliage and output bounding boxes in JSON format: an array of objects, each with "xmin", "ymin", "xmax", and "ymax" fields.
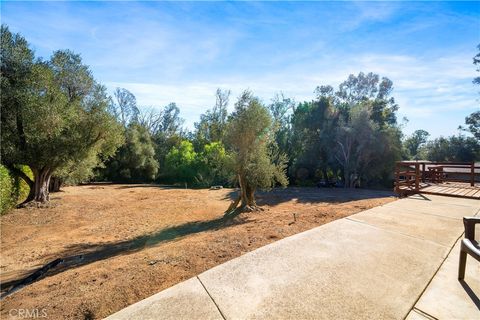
[
  {"xmin": 54, "ymin": 152, "xmax": 104, "ymax": 185},
  {"xmin": 1, "ymin": 25, "xmax": 123, "ymax": 201},
  {"xmin": 226, "ymin": 91, "xmax": 288, "ymax": 192},
  {"xmin": 163, "ymin": 140, "xmax": 232, "ymax": 187},
  {"xmin": 2, "ymin": 24, "xmax": 476, "ymax": 195},
  {"xmin": 15, "ymin": 165, "xmax": 33, "ymax": 201},
  {"xmin": 333, "ymin": 72, "xmax": 399, "ymax": 127},
  {"xmin": 334, "ymin": 104, "xmax": 376, "ymax": 186},
  {"xmin": 0, "ymin": 165, "xmax": 33, "ymax": 214},
  {"xmin": 404, "ymin": 129, "xmax": 430, "ymax": 160},
  {"xmin": 420, "ymin": 135, "xmax": 480, "ymax": 162},
  {"xmin": 0, "ymin": 165, "xmax": 14, "ymax": 213},
  {"xmin": 151, "ymin": 103, "xmax": 185, "ymax": 177},
  {"xmin": 195, "ymin": 142, "xmax": 233, "ymax": 187},
  {"xmin": 194, "ymin": 89, "xmax": 230, "ymax": 147},
  {"xmin": 165, "ymin": 140, "xmax": 197, "ymax": 184},
  {"xmin": 464, "ymin": 111, "xmax": 480, "ymax": 140},
  {"xmin": 367, "ymin": 126, "xmax": 403, "ymax": 185},
  {"xmin": 290, "ymin": 97, "xmax": 339, "ymax": 182},
  {"xmin": 103, "ymin": 123, "xmax": 159, "ymax": 182},
  {"xmin": 268, "ymin": 93, "xmax": 295, "ymax": 167},
  {"xmin": 291, "ymin": 73, "xmax": 403, "ymax": 187}
]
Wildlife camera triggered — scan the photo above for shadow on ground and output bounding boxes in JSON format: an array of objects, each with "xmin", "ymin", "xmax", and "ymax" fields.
[
  {"xmin": 0, "ymin": 214, "xmax": 250, "ymax": 298},
  {"xmin": 114, "ymin": 184, "xmax": 182, "ymax": 190},
  {"xmin": 460, "ymin": 280, "xmax": 480, "ymax": 310},
  {"xmin": 223, "ymin": 187, "xmax": 396, "ymax": 206},
  {"xmin": 2, "ymin": 186, "xmax": 395, "ymax": 298}
]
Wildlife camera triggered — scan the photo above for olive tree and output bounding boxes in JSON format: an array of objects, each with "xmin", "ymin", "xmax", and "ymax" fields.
[
  {"xmin": 225, "ymin": 91, "xmax": 288, "ymax": 215},
  {"xmin": 1, "ymin": 26, "xmax": 123, "ymax": 203}
]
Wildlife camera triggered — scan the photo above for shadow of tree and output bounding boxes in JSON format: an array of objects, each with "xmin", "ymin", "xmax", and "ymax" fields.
[
  {"xmin": 223, "ymin": 187, "xmax": 395, "ymax": 206},
  {"xmin": 0, "ymin": 215, "xmax": 250, "ymax": 298},
  {"xmin": 2, "ymin": 186, "xmax": 395, "ymax": 298},
  {"xmin": 114, "ymin": 184, "xmax": 181, "ymax": 190}
]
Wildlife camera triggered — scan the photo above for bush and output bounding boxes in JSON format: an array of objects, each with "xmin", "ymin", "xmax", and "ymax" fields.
[
  {"xmin": 1, "ymin": 165, "xmax": 15, "ymax": 214},
  {"xmin": 0, "ymin": 165, "xmax": 33, "ymax": 214},
  {"xmin": 195, "ymin": 142, "xmax": 232, "ymax": 187},
  {"xmin": 165, "ymin": 140, "xmax": 197, "ymax": 184}
]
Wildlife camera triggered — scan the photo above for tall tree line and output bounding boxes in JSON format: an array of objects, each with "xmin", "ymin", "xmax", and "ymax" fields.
[{"xmin": 1, "ymin": 25, "xmax": 479, "ymax": 211}]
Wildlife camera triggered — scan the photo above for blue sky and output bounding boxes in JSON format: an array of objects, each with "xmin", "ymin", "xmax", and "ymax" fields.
[{"xmin": 2, "ymin": 1, "xmax": 479, "ymax": 138}]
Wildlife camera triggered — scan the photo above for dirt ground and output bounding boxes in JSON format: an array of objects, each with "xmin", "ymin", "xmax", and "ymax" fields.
[{"xmin": 0, "ymin": 184, "xmax": 396, "ymax": 319}]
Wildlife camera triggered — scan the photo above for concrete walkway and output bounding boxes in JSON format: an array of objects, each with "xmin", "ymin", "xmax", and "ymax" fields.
[{"xmin": 106, "ymin": 194, "xmax": 480, "ymax": 320}]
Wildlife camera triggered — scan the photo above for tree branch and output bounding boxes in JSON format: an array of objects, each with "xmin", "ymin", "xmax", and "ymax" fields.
[{"xmin": 5, "ymin": 165, "xmax": 34, "ymax": 187}]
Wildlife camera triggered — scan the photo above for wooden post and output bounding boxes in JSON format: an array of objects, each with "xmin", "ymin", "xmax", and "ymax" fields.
[
  {"xmin": 395, "ymin": 162, "xmax": 399, "ymax": 193},
  {"xmin": 422, "ymin": 163, "xmax": 426, "ymax": 182},
  {"xmin": 415, "ymin": 163, "xmax": 420, "ymax": 192},
  {"xmin": 471, "ymin": 162, "xmax": 475, "ymax": 187}
]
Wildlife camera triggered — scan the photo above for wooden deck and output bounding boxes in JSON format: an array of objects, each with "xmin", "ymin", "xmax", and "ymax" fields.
[
  {"xmin": 394, "ymin": 161, "xmax": 480, "ymax": 200},
  {"xmin": 418, "ymin": 182, "xmax": 480, "ymax": 200}
]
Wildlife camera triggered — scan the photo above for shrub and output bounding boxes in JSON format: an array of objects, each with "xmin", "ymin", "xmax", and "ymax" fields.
[
  {"xmin": 0, "ymin": 165, "xmax": 15, "ymax": 214},
  {"xmin": 0, "ymin": 165, "xmax": 33, "ymax": 214}
]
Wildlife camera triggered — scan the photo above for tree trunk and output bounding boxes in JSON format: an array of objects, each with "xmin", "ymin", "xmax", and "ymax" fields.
[
  {"xmin": 238, "ymin": 174, "xmax": 248, "ymax": 207},
  {"xmin": 49, "ymin": 177, "xmax": 62, "ymax": 192},
  {"xmin": 245, "ymin": 184, "xmax": 256, "ymax": 207},
  {"xmin": 32, "ymin": 168, "xmax": 52, "ymax": 202},
  {"xmin": 343, "ymin": 167, "xmax": 350, "ymax": 188},
  {"xmin": 224, "ymin": 173, "xmax": 260, "ymax": 217},
  {"xmin": 323, "ymin": 168, "xmax": 329, "ymax": 185}
]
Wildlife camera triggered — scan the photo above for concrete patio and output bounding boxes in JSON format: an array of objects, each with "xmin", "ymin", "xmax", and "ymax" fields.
[{"xmin": 106, "ymin": 194, "xmax": 480, "ymax": 320}]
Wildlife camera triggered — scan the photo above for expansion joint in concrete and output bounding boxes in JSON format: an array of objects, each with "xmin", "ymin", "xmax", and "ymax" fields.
[
  {"xmin": 405, "ymin": 234, "xmax": 464, "ymax": 320},
  {"xmin": 411, "ymin": 307, "xmax": 438, "ymax": 320},
  {"xmin": 197, "ymin": 276, "xmax": 227, "ymax": 320}
]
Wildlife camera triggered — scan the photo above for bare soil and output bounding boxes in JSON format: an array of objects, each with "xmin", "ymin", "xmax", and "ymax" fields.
[{"xmin": 0, "ymin": 184, "xmax": 395, "ymax": 319}]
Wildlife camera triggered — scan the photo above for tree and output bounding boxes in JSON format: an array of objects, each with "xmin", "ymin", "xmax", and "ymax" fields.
[
  {"xmin": 160, "ymin": 102, "xmax": 184, "ymax": 136},
  {"xmin": 336, "ymin": 72, "xmax": 398, "ymax": 127},
  {"xmin": 473, "ymin": 44, "xmax": 480, "ymax": 86},
  {"xmin": 421, "ymin": 135, "xmax": 480, "ymax": 162},
  {"xmin": 103, "ymin": 123, "xmax": 159, "ymax": 182},
  {"xmin": 0, "ymin": 164, "xmax": 32, "ymax": 213},
  {"xmin": 290, "ymin": 97, "xmax": 339, "ymax": 184},
  {"xmin": 468, "ymin": 45, "xmax": 480, "ymax": 141},
  {"xmin": 50, "ymin": 151, "xmax": 104, "ymax": 191},
  {"xmin": 268, "ymin": 93, "xmax": 295, "ymax": 165},
  {"xmin": 404, "ymin": 129, "xmax": 430, "ymax": 159},
  {"xmin": 110, "ymin": 88, "xmax": 139, "ymax": 127},
  {"xmin": 334, "ymin": 104, "xmax": 376, "ymax": 187},
  {"xmin": 194, "ymin": 88, "xmax": 230, "ymax": 146},
  {"xmin": 463, "ymin": 111, "xmax": 480, "ymax": 141},
  {"xmin": 1, "ymin": 26, "xmax": 123, "ymax": 202},
  {"xmin": 0, "ymin": 24, "xmax": 35, "ymax": 186},
  {"xmin": 195, "ymin": 142, "xmax": 232, "ymax": 187},
  {"xmin": 289, "ymin": 72, "xmax": 403, "ymax": 187},
  {"xmin": 224, "ymin": 91, "xmax": 288, "ymax": 215},
  {"xmin": 152, "ymin": 103, "xmax": 185, "ymax": 177},
  {"xmin": 138, "ymin": 107, "xmax": 164, "ymax": 135},
  {"xmin": 164, "ymin": 140, "xmax": 197, "ymax": 184}
]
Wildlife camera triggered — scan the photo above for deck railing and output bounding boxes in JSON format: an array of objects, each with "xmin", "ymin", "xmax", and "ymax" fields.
[{"xmin": 394, "ymin": 161, "xmax": 479, "ymax": 195}]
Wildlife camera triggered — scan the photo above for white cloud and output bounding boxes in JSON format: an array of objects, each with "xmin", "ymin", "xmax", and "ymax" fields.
[
  {"xmin": 107, "ymin": 49, "xmax": 479, "ymax": 139},
  {"xmin": 7, "ymin": 1, "xmax": 476, "ymax": 138}
]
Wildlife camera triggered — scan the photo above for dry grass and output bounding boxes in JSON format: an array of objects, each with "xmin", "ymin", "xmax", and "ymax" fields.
[{"xmin": 0, "ymin": 184, "xmax": 395, "ymax": 319}]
